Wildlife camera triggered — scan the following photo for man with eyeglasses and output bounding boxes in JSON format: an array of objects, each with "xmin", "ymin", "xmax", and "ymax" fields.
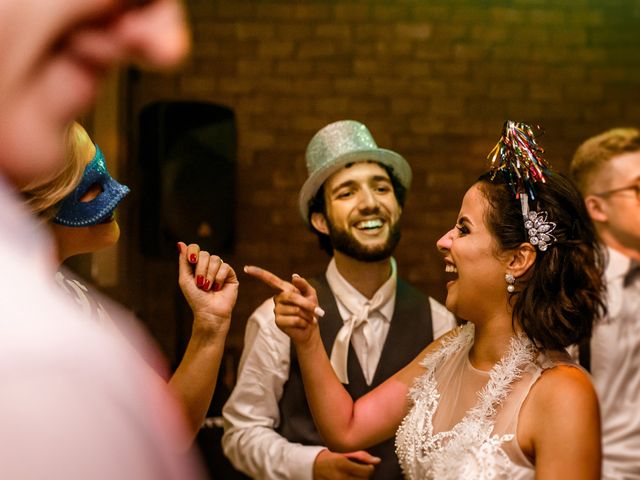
[{"xmin": 571, "ymin": 128, "xmax": 640, "ymax": 480}]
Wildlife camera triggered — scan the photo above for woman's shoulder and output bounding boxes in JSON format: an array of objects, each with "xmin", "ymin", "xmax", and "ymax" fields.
[
  {"xmin": 520, "ymin": 361, "xmax": 599, "ymax": 438},
  {"xmin": 532, "ymin": 362, "xmax": 597, "ymax": 406},
  {"xmin": 517, "ymin": 361, "xmax": 600, "ymax": 473}
]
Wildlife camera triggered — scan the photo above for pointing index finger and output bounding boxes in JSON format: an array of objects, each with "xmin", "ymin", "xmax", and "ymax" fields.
[{"xmin": 244, "ymin": 265, "xmax": 293, "ymax": 292}]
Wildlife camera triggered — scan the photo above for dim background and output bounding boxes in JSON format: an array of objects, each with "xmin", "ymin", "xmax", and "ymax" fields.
[{"xmin": 74, "ymin": 0, "xmax": 640, "ymax": 474}]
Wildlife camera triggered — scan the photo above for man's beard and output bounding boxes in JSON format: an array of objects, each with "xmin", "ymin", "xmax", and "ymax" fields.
[{"xmin": 327, "ymin": 218, "xmax": 402, "ymax": 262}]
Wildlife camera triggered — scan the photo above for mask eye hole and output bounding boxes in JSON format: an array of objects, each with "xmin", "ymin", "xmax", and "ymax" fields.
[{"xmin": 80, "ymin": 183, "xmax": 103, "ymax": 203}]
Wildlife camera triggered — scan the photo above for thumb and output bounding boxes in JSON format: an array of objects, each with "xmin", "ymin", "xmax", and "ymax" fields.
[
  {"xmin": 176, "ymin": 241, "xmax": 191, "ymax": 281},
  {"xmin": 343, "ymin": 450, "xmax": 381, "ymax": 465},
  {"xmin": 291, "ymin": 273, "xmax": 318, "ymax": 302},
  {"xmin": 291, "ymin": 274, "xmax": 323, "ymax": 319}
]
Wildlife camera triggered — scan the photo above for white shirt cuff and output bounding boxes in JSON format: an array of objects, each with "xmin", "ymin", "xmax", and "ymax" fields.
[{"xmin": 288, "ymin": 445, "xmax": 326, "ymax": 480}]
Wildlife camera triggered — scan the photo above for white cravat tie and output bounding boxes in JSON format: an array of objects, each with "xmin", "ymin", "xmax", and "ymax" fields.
[{"xmin": 330, "ymin": 288, "xmax": 389, "ymax": 384}]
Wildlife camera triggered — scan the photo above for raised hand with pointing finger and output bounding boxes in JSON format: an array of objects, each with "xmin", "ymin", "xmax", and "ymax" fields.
[
  {"xmin": 244, "ymin": 265, "xmax": 324, "ymax": 345},
  {"xmin": 245, "ymin": 264, "xmax": 383, "ymax": 480}
]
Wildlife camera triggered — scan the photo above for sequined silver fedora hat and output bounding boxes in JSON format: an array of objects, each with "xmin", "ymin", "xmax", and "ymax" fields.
[{"xmin": 299, "ymin": 120, "xmax": 412, "ymax": 224}]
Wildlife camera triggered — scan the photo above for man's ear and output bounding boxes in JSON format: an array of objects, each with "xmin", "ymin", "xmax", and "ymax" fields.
[
  {"xmin": 507, "ymin": 243, "xmax": 537, "ymax": 278},
  {"xmin": 584, "ymin": 194, "xmax": 608, "ymax": 223},
  {"xmin": 311, "ymin": 212, "xmax": 329, "ymax": 235}
]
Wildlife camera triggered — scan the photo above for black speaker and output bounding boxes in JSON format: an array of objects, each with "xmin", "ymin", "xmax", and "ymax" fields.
[{"xmin": 139, "ymin": 101, "xmax": 236, "ymax": 259}]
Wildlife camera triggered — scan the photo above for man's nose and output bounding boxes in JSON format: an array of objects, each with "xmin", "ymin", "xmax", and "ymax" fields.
[{"xmin": 357, "ymin": 187, "xmax": 378, "ymax": 211}]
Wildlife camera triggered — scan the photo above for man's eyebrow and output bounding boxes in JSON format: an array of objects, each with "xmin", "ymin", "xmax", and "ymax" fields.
[
  {"xmin": 371, "ymin": 175, "xmax": 392, "ymax": 183},
  {"xmin": 330, "ymin": 175, "xmax": 392, "ymax": 194},
  {"xmin": 330, "ymin": 180, "xmax": 356, "ymax": 194}
]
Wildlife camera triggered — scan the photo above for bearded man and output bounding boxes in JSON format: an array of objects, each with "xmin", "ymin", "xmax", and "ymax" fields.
[{"xmin": 222, "ymin": 120, "xmax": 455, "ymax": 480}]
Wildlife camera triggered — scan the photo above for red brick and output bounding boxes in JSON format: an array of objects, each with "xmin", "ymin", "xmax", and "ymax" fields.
[
  {"xmin": 269, "ymin": 97, "xmax": 313, "ymax": 114},
  {"xmin": 334, "ymin": 78, "xmax": 370, "ymax": 95},
  {"xmin": 470, "ymin": 25, "xmax": 509, "ymax": 42},
  {"xmin": 313, "ymin": 60, "xmax": 352, "ymax": 76},
  {"xmin": 453, "ymin": 44, "xmax": 487, "ymax": 61},
  {"xmin": 564, "ymin": 84, "xmax": 604, "ymax": 102},
  {"xmin": 275, "ymin": 23, "xmax": 314, "ymax": 39},
  {"xmin": 529, "ymin": 9, "xmax": 566, "ymax": 25},
  {"xmin": 292, "ymin": 4, "xmax": 333, "ymax": 21},
  {"xmin": 254, "ymin": 4, "xmax": 297, "ymax": 20},
  {"xmin": 315, "ymin": 24, "xmax": 352, "ymax": 39},
  {"xmin": 353, "ymin": 59, "xmax": 382, "ymax": 75},
  {"xmin": 298, "ymin": 42, "xmax": 338, "ymax": 59},
  {"xmin": 258, "ymin": 40, "xmax": 295, "ymax": 58},
  {"xmin": 243, "ymin": 131, "xmax": 276, "ymax": 150},
  {"xmin": 218, "ymin": 77, "xmax": 254, "ymax": 95},
  {"xmin": 412, "ymin": 4, "xmax": 451, "ymax": 20},
  {"xmin": 237, "ymin": 60, "xmax": 273, "ymax": 76},
  {"xmin": 489, "ymin": 82, "xmax": 527, "ymax": 100},
  {"xmin": 490, "ymin": 7, "xmax": 526, "ymax": 24},
  {"xmin": 372, "ymin": 4, "xmax": 410, "ymax": 21},
  {"xmin": 354, "ymin": 24, "xmax": 395, "ymax": 40},
  {"xmin": 214, "ymin": 3, "xmax": 255, "ymax": 19},
  {"xmin": 313, "ymin": 97, "xmax": 351, "ymax": 115},
  {"xmin": 375, "ymin": 40, "xmax": 413, "ymax": 57},
  {"xmin": 395, "ymin": 23, "xmax": 433, "ymax": 40},
  {"xmin": 178, "ymin": 75, "xmax": 217, "ymax": 95},
  {"xmin": 236, "ymin": 23, "xmax": 276, "ymax": 40},
  {"xmin": 334, "ymin": 4, "xmax": 371, "ymax": 21}
]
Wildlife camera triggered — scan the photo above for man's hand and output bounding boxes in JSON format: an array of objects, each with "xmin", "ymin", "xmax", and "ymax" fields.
[{"xmin": 313, "ymin": 449, "xmax": 381, "ymax": 479}]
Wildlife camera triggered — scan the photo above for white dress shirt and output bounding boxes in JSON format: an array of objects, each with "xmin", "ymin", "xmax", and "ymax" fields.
[
  {"xmin": 592, "ymin": 247, "xmax": 640, "ymax": 480},
  {"xmin": 0, "ymin": 176, "xmax": 203, "ymax": 480},
  {"xmin": 222, "ymin": 258, "xmax": 456, "ymax": 479}
]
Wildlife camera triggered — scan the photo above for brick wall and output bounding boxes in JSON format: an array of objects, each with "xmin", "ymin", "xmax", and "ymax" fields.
[{"xmin": 122, "ymin": 0, "xmax": 640, "ymax": 360}]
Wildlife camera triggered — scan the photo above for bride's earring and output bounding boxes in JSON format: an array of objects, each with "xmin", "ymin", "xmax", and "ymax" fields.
[{"xmin": 505, "ymin": 273, "xmax": 515, "ymax": 293}]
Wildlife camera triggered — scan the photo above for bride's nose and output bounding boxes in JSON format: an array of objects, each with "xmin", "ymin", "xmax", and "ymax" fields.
[{"xmin": 436, "ymin": 228, "xmax": 454, "ymax": 253}]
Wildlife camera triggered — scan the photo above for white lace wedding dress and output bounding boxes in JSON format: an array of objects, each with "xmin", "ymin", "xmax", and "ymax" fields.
[{"xmin": 396, "ymin": 323, "xmax": 573, "ymax": 479}]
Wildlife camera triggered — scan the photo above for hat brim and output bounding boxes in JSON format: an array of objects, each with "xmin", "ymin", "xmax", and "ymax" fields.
[{"xmin": 298, "ymin": 148, "xmax": 412, "ymax": 225}]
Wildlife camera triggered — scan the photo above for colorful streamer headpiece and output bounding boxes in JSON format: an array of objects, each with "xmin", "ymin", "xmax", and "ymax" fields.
[{"xmin": 487, "ymin": 121, "xmax": 557, "ymax": 251}]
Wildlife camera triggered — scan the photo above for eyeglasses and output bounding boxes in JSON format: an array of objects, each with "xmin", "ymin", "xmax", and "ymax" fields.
[{"xmin": 593, "ymin": 182, "xmax": 640, "ymax": 200}]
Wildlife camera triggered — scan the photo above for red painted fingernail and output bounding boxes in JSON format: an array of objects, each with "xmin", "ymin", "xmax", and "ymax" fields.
[
  {"xmin": 196, "ymin": 275, "xmax": 205, "ymax": 287},
  {"xmin": 203, "ymin": 279, "xmax": 211, "ymax": 290},
  {"xmin": 189, "ymin": 254, "xmax": 197, "ymax": 263},
  {"xmin": 213, "ymin": 283, "xmax": 222, "ymax": 292},
  {"xmin": 176, "ymin": 242, "xmax": 181, "ymax": 253}
]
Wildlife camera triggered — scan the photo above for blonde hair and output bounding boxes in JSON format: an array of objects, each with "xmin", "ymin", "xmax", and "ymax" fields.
[
  {"xmin": 570, "ymin": 127, "xmax": 640, "ymax": 195},
  {"xmin": 20, "ymin": 122, "xmax": 91, "ymax": 221}
]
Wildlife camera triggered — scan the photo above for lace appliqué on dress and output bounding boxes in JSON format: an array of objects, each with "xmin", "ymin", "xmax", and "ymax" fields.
[{"xmin": 396, "ymin": 323, "xmax": 535, "ymax": 480}]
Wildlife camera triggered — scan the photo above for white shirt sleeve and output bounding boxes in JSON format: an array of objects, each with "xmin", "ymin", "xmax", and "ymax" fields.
[
  {"xmin": 0, "ymin": 306, "xmax": 202, "ymax": 480},
  {"xmin": 222, "ymin": 299, "xmax": 325, "ymax": 480},
  {"xmin": 428, "ymin": 297, "xmax": 457, "ymax": 339}
]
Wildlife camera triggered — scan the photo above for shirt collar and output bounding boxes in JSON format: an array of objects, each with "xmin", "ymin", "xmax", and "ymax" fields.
[
  {"xmin": 325, "ymin": 257, "xmax": 397, "ymax": 323},
  {"xmin": 606, "ymin": 246, "xmax": 634, "ymax": 283}
]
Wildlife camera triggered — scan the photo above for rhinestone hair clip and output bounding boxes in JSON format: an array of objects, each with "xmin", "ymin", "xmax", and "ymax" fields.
[
  {"xmin": 488, "ymin": 121, "xmax": 557, "ymax": 252},
  {"xmin": 520, "ymin": 196, "xmax": 556, "ymax": 251}
]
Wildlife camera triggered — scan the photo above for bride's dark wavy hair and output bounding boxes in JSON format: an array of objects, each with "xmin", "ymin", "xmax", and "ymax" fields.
[{"xmin": 477, "ymin": 171, "xmax": 607, "ymax": 351}]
